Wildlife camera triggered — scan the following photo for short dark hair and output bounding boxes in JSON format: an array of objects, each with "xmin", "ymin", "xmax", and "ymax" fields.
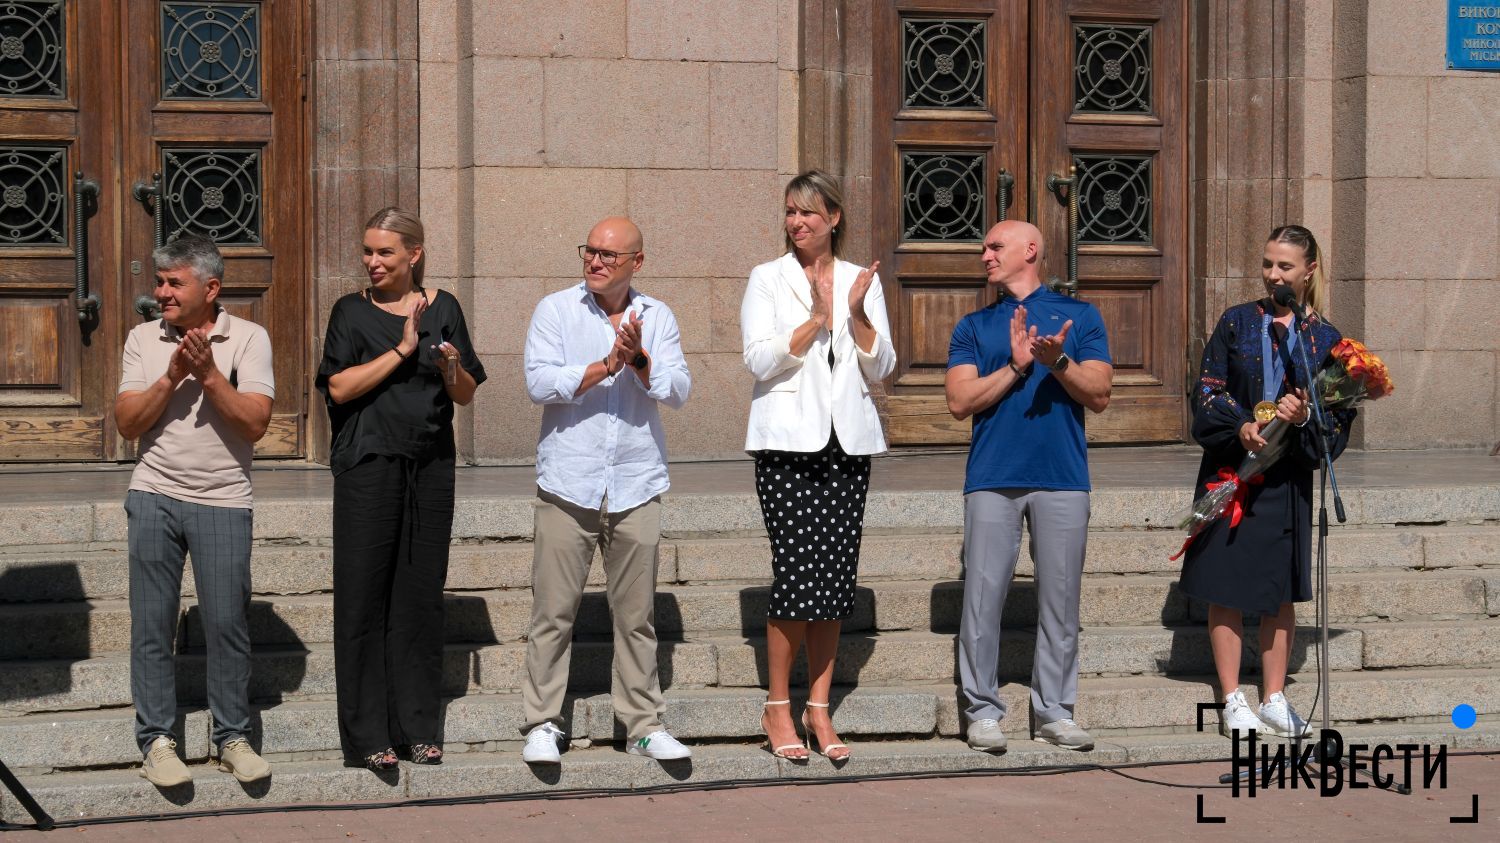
[{"xmin": 152, "ymin": 234, "xmax": 224, "ymax": 284}]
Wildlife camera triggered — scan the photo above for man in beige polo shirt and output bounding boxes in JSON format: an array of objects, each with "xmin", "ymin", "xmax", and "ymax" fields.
[{"xmin": 115, "ymin": 234, "xmax": 275, "ymax": 787}]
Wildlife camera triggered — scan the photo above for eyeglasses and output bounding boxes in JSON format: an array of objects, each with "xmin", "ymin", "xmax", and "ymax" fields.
[{"xmin": 578, "ymin": 245, "xmax": 639, "ymax": 267}]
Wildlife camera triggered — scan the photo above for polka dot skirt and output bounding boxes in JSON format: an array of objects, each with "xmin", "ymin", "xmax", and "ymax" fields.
[{"xmin": 753, "ymin": 432, "xmax": 871, "ymax": 621}]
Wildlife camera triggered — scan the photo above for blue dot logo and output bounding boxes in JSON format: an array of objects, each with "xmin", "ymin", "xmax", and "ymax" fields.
[{"xmin": 1452, "ymin": 704, "xmax": 1477, "ymax": 729}]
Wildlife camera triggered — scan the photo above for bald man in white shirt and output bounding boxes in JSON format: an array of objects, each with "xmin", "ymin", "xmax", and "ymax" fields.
[{"xmin": 518, "ymin": 217, "xmax": 693, "ymax": 765}]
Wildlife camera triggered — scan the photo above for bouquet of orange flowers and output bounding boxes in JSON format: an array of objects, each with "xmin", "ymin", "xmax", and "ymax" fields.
[
  {"xmin": 1171, "ymin": 338, "xmax": 1394, "ymax": 560},
  {"xmin": 1316, "ymin": 338, "xmax": 1394, "ymax": 408}
]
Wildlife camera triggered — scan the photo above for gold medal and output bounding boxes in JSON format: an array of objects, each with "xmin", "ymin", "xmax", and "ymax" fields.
[{"xmin": 1253, "ymin": 401, "xmax": 1278, "ymax": 423}]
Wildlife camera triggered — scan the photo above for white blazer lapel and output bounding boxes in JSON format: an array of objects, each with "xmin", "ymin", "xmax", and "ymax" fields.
[
  {"xmin": 833, "ymin": 260, "xmax": 857, "ymax": 347},
  {"xmin": 778, "ymin": 252, "xmax": 813, "ymax": 313}
]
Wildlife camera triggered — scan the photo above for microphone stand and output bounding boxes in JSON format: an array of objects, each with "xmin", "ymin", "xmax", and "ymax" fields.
[
  {"xmin": 0, "ymin": 757, "xmax": 54, "ymax": 830},
  {"xmin": 1218, "ymin": 302, "xmax": 1406, "ymax": 793}
]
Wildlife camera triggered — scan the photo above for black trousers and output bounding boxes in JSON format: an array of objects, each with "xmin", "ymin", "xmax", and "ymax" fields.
[{"xmin": 333, "ymin": 452, "xmax": 455, "ymax": 763}]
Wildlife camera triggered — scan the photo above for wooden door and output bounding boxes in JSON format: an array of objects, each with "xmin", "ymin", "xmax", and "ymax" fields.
[
  {"xmin": 0, "ymin": 0, "xmax": 122, "ymax": 459},
  {"xmin": 1032, "ymin": 0, "xmax": 1186, "ymax": 442},
  {"xmin": 0, "ymin": 0, "xmax": 307, "ymax": 462},
  {"xmin": 122, "ymin": 0, "xmax": 306, "ymax": 456},
  {"xmin": 873, "ymin": 0, "xmax": 1188, "ymax": 444},
  {"xmin": 873, "ymin": 0, "xmax": 1028, "ymax": 443}
]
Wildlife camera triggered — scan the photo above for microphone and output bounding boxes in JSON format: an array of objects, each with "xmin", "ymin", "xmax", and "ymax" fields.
[{"xmin": 1272, "ymin": 285, "xmax": 1305, "ymax": 319}]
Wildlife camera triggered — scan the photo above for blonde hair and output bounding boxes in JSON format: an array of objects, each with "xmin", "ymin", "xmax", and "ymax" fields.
[
  {"xmin": 1268, "ymin": 224, "xmax": 1326, "ymax": 316},
  {"xmin": 364, "ymin": 206, "xmax": 426, "ymax": 288},
  {"xmin": 784, "ymin": 170, "xmax": 846, "ymax": 258}
]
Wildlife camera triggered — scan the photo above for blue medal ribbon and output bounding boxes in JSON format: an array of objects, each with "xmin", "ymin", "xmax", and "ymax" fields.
[{"xmin": 1260, "ymin": 312, "xmax": 1299, "ymax": 403}]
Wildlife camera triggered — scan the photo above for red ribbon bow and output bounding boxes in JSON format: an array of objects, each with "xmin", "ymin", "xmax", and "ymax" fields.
[
  {"xmin": 1168, "ymin": 468, "xmax": 1263, "ymax": 561},
  {"xmin": 1207, "ymin": 467, "xmax": 1262, "ymax": 529}
]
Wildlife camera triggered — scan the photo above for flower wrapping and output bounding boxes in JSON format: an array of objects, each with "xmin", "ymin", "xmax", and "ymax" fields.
[{"xmin": 1170, "ymin": 338, "xmax": 1394, "ymax": 560}]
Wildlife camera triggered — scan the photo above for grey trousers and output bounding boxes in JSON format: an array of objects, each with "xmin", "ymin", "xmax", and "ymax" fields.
[
  {"xmin": 958, "ymin": 489, "xmax": 1090, "ymax": 726},
  {"xmin": 521, "ymin": 490, "xmax": 665, "ymax": 741},
  {"xmin": 127, "ymin": 490, "xmax": 253, "ymax": 752}
]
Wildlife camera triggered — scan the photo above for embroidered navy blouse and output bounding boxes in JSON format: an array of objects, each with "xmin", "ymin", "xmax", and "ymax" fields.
[{"xmin": 1191, "ymin": 299, "xmax": 1354, "ymax": 469}]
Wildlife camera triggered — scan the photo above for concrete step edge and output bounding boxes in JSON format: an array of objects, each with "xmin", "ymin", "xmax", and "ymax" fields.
[{"xmin": 8, "ymin": 723, "xmax": 1500, "ymax": 823}]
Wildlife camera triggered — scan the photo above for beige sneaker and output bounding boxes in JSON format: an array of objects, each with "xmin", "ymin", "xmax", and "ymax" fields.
[
  {"xmin": 218, "ymin": 737, "xmax": 271, "ymax": 782},
  {"xmin": 139, "ymin": 736, "xmax": 191, "ymax": 787}
]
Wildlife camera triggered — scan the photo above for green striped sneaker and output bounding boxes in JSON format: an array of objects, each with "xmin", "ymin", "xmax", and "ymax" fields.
[{"xmin": 626, "ymin": 730, "xmax": 692, "ymax": 760}]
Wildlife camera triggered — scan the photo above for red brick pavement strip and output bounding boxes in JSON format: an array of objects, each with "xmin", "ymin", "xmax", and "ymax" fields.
[{"xmin": 4, "ymin": 755, "xmax": 1497, "ymax": 841}]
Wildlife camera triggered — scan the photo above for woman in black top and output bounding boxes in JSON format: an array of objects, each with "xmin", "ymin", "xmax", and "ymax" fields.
[{"xmin": 317, "ymin": 207, "xmax": 486, "ymax": 770}]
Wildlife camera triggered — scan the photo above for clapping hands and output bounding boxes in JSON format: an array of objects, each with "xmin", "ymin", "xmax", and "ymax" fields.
[
  {"xmin": 1029, "ymin": 319, "xmax": 1073, "ymax": 369},
  {"xmin": 808, "ymin": 273, "xmax": 834, "ymax": 330},
  {"xmin": 1009, "ymin": 306, "xmax": 1036, "ymax": 372},
  {"xmin": 399, "ymin": 293, "xmax": 429, "ymax": 358},
  {"xmin": 609, "ymin": 311, "xmax": 645, "ymax": 374},
  {"xmin": 172, "ymin": 327, "xmax": 216, "ymax": 383},
  {"xmin": 849, "ymin": 261, "xmax": 879, "ymax": 321}
]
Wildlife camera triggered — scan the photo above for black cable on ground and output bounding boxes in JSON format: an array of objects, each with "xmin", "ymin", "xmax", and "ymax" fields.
[{"xmin": 4, "ymin": 749, "xmax": 1495, "ymax": 832}]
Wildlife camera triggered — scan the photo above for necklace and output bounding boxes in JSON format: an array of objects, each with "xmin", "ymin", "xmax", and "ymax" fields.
[{"xmin": 370, "ymin": 289, "xmax": 413, "ymax": 315}]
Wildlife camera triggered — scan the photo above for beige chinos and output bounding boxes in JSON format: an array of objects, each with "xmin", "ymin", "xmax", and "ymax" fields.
[{"xmin": 521, "ymin": 489, "xmax": 665, "ymax": 740}]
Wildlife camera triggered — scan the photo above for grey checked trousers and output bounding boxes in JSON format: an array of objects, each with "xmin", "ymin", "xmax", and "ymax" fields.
[{"xmin": 127, "ymin": 490, "xmax": 253, "ymax": 752}]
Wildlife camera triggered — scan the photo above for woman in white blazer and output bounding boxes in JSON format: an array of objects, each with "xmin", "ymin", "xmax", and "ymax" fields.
[{"xmin": 740, "ymin": 170, "xmax": 896, "ymax": 762}]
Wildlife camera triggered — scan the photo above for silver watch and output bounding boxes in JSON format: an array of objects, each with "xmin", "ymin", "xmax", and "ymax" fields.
[{"xmin": 1049, "ymin": 352, "xmax": 1071, "ymax": 373}]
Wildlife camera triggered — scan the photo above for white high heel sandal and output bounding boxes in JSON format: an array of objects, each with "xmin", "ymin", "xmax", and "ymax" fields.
[
  {"xmin": 762, "ymin": 699, "xmax": 809, "ymax": 760},
  {"xmin": 801, "ymin": 701, "xmax": 849, "ymax": 760}
]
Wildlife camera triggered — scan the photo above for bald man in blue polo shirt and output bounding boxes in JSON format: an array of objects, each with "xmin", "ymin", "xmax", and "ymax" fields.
[{"xmin": 945, "ymin": 220, "xmax": 1113, "ymax": 754}]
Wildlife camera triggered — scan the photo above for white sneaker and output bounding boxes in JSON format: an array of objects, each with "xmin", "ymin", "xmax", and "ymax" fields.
[
  {"xmin": 1258, "ymin": 691, "xmax": 1311, "ymax": 737},
  {"xmin": 1221, "ymin": 688, "xmax": 1267, "ymax": 738},
  {"xmin": 626, "ymin": 730, "xmax": 692, "ymax": 760},
  {"xmin": 522, "ymin": 723, "xmax": 564, "ymax": 764},
  {"xmin": 966, "ymin": 718, "xmax": 1008, "ymax": 753},
  {"xmin": 1032, "ymin": 717, "xmax": 1094, "ymax": 751}
]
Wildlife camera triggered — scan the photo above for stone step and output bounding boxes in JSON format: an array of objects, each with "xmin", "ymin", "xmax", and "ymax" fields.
[
  {"xmin": 676, "ymin": 526, "xmax": 1500, "ymax": 581},
  {"xmin": 5, "ymin": 482, "xmax": 1499, "ymax": 552},
  {"xmin": 1041, "ymin": 667, "xmax": 1500, "ymax": 734},
  {"xmin": 0, "ymin": 685, "xmax": 940, "ymax": 772},
  {"xmin": 0, "ymin": 624, "xmax": 1338, "ymax": 714},
  {"xmin": 4, "ymin": 524, "xmax": 1497, "ymax": 607},
  {"xmin": 4, "ymin": 568, "xmax": 1496, "ymax": 661},
  {"xmin": 14, "ymin": 615, "xmax": 1500, "ymax": 717},
  {"xmin": 5, "ymin": 719, "xmax": 1497, "ymax": 823},
  {"xmin": 4, "ymin": 667, "xmax": 1497, "ymax": 776}
]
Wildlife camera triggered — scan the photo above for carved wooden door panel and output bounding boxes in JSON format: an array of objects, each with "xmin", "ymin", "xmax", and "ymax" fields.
[
  {"xmin": 873, "ymin": 0, "xmax": 1188, "ymax": 444},
  {"xmin": 872, "ymin": 0, "xmax": 1029, "ymax": 444},
  {"xmin": 1, "ymin": 0, "xmax": 307, "ymax": 462},
  {"xmin": 0, "ymin": 0, "xmax": 121, "ymax": 460},
  {"xmin": 122, "ymin": 0, "xmax": 306, "ymax": 457},
  {"xmin": 1033, "ymin": 0, "xmax": 1186, "ymax": 442}
]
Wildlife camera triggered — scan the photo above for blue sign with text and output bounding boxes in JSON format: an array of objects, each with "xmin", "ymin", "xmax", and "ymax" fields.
[{"xmin": 1449, "ymin": 0, "xmax": 1500, "ymax": 69}]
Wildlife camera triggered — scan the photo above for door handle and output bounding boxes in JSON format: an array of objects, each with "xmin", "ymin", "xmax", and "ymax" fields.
[
  {"xmin": 1045, "ymin": 164, "xmax": 1079, "ymax": 297},
  {"xmin": 73, "ymin": 172, "xmax": 100, "ymax": 322},
  {"xmin": 996, "ymin": 168, "xmax": 1014, "ymax": 220},
  {"xmin": 132, "ymin": 173, "xmax": 164, "ymax": 320},
  {"xmin": 132, "ymin": 172, "xmax": 164, "ymax": 249},
  {"xmin": 134, "ymin": 295, "xmax": 162, "ymax": 321}
]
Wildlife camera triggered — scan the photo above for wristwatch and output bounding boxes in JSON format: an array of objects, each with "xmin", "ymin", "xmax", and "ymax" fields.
[
  {"xmin": 1049, "ymin": 352, "xmax": 1071, "ymax": 373},
  {"xmin": 631, "ymin": 352, "xmax": 649, "ymax": 370}
]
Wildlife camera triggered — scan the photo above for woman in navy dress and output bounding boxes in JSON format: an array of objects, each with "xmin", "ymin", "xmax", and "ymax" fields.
[{"xmin": 1180, "ymin": 225, "xmax": 1355, "ymax": 738}]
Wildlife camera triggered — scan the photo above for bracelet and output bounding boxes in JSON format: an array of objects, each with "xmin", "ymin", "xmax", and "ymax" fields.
[
  {"xmin": 601, "ymin": 354, "xmax": 616, "ymax": 376},
  {"xmin": 1008, "ymin": 360, "xmax": 1027, "ymax": 377},
  {"xmin": 393, "ymin": 346, "xmax": 409, "ymax": 360}
]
